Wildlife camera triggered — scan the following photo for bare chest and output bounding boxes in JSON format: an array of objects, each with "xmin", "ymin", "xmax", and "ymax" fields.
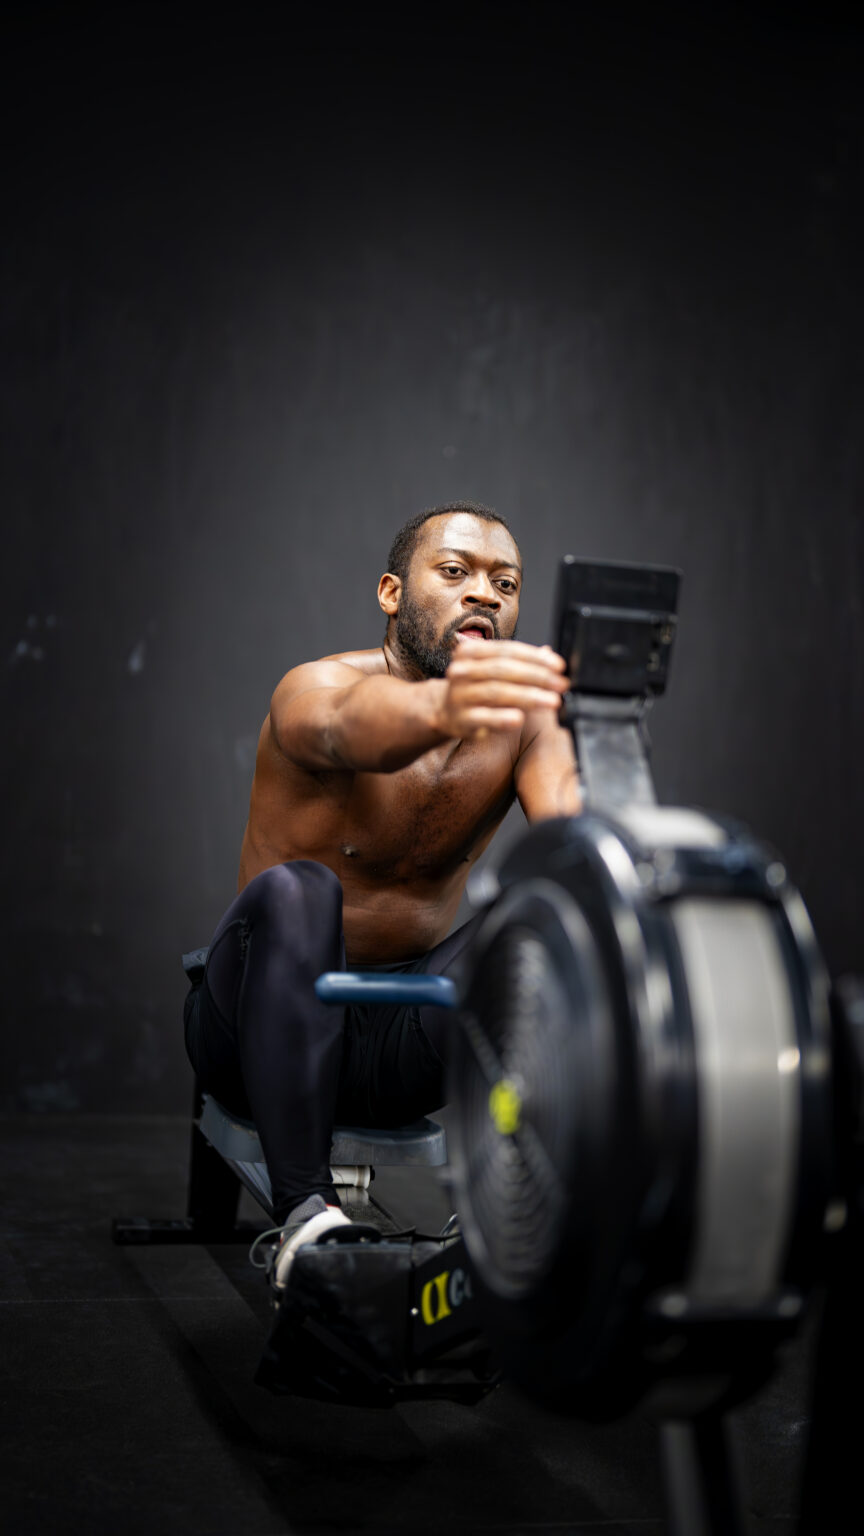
[{"xmin": 336, "ymin": 741, "xmax": 515, "ymax": 878}]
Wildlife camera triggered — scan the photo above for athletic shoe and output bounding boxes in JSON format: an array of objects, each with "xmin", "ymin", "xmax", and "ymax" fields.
[
  {"xmin": 272, "ymin": 1196, "xmax": 353, "ymax": 1289},
  {"xmin": 248, "ymin": 1193, "xmax": 351, "ymax": 1291}
]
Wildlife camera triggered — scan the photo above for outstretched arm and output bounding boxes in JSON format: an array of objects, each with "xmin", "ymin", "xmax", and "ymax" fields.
[
  {"xmin": 514, "ymin": 707, "xmax": 582, "ymax": 821},
  {"xmin": 270, "ymin": 660, "xmax": 448, "ymax": 774},
  {"xmin": 269, "ymin": 641, "xmax": 570, "ymax": 774}
]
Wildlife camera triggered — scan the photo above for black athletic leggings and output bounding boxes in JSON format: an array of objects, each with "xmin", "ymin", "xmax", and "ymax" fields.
[{"xmin": 183, "ymin": 860, "xmax": 482, "ymax": 1224}]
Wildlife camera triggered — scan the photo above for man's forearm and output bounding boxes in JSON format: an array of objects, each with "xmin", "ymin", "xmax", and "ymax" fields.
[
  {"xmin": 325, "ymin": 674, "xmax": 451, "ymax": 772},
  {"xmin": 271, "ymin": 639, "xmax": 569, "ymax": 775}
]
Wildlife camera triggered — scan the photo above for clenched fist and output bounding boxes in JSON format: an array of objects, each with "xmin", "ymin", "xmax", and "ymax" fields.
[{"xmin": 435, "ymin": 639, "xmax": 570, "ymax": 739}]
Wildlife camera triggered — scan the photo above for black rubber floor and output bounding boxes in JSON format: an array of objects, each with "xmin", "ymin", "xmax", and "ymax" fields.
[{"xmin": 0, "ymin": 1115, "xmax": 817, "ymax": 1535}]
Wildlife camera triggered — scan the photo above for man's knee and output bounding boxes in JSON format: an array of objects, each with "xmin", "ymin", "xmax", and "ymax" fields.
[{"xmin": 243, "ymin": 860, "xmax": 343, "ymax": 935}]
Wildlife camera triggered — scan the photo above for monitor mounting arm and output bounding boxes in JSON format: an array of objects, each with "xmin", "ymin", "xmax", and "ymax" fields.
[{"xmin": 551, "ymin": 556, "xmax": 682, "ymax": 812}]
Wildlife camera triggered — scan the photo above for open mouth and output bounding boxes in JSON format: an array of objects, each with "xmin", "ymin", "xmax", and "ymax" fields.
[{"xmin": 454, "ymin": 618, "xmax": 494, "ymax": 642}]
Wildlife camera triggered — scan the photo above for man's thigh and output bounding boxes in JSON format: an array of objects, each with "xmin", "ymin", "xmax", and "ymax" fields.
[
  {"xmin": 183, "ymin": 860, "xmax": 346, "ymax": 1115},
  {"xmin": 336, "ymin": 997, "xmax": 443, "ymax": 1128},
  {"xmin": 184, "ymin": 929, "xmax": 253, "ymax": 1118},
  {"xmin": 416, "ymin": 911, "xmax": 486, "ymax": 1064},
  {"xmin": 336, "ymin": 914, "xmax": 486, "ymax": 1127}
]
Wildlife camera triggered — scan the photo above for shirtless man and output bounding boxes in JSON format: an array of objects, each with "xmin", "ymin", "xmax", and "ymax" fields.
[{"xmin": 184, "ymin": 501, "xmax": 581, "ymax": 1285}]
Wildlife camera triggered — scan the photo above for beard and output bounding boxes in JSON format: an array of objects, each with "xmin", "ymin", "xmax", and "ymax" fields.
[{"xmin": 391, "ymin": 589, "xmax": 510, "ymax": 678}]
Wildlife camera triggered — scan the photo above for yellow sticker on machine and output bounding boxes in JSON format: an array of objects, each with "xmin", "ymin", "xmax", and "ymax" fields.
[
  {"xmin": 488, "ymin": 1078, "xmax": 522, "ymax": 1135},
  {"xmin": 419, "ymin": 1267, "xmax": 473, "ymax": 1325}
]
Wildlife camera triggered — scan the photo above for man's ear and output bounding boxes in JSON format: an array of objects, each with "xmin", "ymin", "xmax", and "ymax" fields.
[{"xmin": 378, "ymin": 572, "xmax": 401, "ymax": 618}]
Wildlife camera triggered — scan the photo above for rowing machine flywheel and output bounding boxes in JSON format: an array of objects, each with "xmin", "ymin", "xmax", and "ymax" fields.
[{"xmin": 447, "ymin": 806, "xmax": 833, "ymax": 1419}]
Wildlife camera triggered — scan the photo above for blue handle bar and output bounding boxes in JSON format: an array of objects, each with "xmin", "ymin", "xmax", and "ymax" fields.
[{"xmin": 315, "ymin": 972, "xmax": 458, "ymax": 1008}]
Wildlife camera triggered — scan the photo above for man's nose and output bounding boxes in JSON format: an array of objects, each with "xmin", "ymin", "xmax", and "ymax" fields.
[{"xmin": 465, "ymin": 575, "xmax": 500, "ymax": 609}]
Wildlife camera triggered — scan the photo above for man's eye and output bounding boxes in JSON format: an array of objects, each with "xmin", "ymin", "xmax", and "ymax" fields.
[
  {"xmin": 443, "ymin": 565, "xmax": 464, "ymax": 576},
  {"xmin": 498, "ymin": 579, "xmax": 517, "ymax": 592}
]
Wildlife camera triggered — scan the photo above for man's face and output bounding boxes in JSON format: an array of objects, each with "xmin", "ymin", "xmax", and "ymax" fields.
[{"xmin": 391, "ymin": 512, "xmax": 522, "ymax": 678}]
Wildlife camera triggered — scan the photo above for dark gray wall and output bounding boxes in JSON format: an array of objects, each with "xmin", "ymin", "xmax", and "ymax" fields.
[{"xmin": 3, "ymin": 3, "xmax": 862, "ymax": 1111}]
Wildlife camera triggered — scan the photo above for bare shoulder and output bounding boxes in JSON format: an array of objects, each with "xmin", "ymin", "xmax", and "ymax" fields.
[
  {"xmin": 321, "ymin": 645, "xmax": 387, "ymax": 676},
  {"xmin": 272, "ymin": 646, "xmax": 386, "ymax": 704}
]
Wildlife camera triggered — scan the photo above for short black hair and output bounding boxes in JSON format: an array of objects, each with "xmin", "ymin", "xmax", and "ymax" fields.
[{"xmin": 386, "ymin": 501, "xmax": 514, "ymax": 581}]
